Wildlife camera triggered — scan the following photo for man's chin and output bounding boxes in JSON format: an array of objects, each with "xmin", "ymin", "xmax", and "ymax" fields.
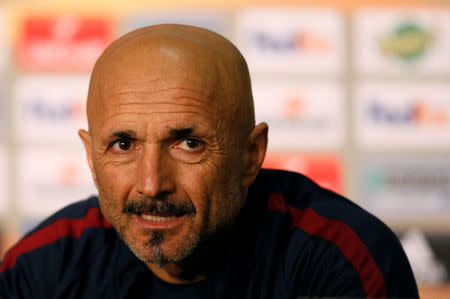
[
  {"xmin": 130, "ymin": 235, "xmax": 199, "ymax": 268},
  {"xmin": 146, "ymin": 244, "xmax": 165, "ymax": 268}
]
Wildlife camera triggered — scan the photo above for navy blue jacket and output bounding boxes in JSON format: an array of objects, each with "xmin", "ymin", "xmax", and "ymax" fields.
[{"xmin": 0, "ymin": 169, "xmax": 418, "ymax": 298}]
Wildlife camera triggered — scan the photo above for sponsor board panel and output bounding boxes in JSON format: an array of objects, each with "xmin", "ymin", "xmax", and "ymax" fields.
[
  {"xmin": 0, "ymin": 10, "xmax": 8, "ymax": 70},
  {"xmin": 362, "ymin": 158, "xmax": 450, "ymax": 216},
  {"xmin": 17, "ymin": 148, "xmax": 97, "ymax": 218},
  {"xmin": 14, "ymin": 75, "xmax": 89, "ymax": 144},
  {"xmin": 235, "ymin": 8, "xmax": 344, "ymax": 73},
  {"xmin": 253, "ymin": 81, "xmax": 344, "ymax": 149},
  {"xmin": 354, "ymin": 8, "xmax": 450, "ymax": 74},
  {"xmin": 0, "ymin": 83, "xmax": 5, "ymax": 137},
  {"xmin": 16, "ymin": 14, "xmax": 115, "ymax": 71},
  {"xmin": 355, "ymin": 82, "xmax": 450, "ymax": 149},
  {"xmin": 121, "ymin": 11, "xmax": 228, "ymax": 37},
  {"xmin": 262, "ymin": 153, "xmax": 344, "ymax": 195},
  {"xmin": 0, "ymin": 147, "xmax": 7, "ymax": 214}
]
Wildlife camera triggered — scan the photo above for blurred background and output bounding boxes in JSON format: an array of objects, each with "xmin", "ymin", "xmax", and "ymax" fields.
[{"xmin": 0, "ymin": 0, "xmax": 449, "ymax": 296}]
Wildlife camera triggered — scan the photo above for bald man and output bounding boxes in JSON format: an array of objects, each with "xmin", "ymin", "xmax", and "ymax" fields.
[{"xmin": 1, "ymin": 25, "xmax": 418, "ymax": 298}]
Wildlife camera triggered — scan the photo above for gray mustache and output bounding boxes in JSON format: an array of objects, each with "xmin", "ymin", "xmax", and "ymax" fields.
[{"xmin": 122, "ymin": 199, "xmax": 195, "ymax": 216}]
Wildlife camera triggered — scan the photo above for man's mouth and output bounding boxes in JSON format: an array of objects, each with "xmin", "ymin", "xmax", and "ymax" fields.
[
  {"xmin": 140, "ymin": 214, "xmax": 177, "ymax": 222},
  {"xmin": 133, "ymin": 213, "xmax": 187, "ymax": 229},
  {"xmin": 123, "ymin": 200, "xmax": 195, "ymax": 228}
]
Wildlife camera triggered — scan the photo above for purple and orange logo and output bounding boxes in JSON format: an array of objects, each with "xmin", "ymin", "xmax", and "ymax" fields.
[
  {"xmin": 25, "ymin": 98, "xmax": 85, "ymax": 122},
  {"xmin": 250, "ymin": 30, "xmax": 331, "ymax": 53},
  {"xmin": 368, "ymin": 98, "xmax": 449, "ymax": 127}
]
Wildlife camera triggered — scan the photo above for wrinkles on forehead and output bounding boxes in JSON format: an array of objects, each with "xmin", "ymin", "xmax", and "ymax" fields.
[{"xmin": 97, "ymin": 76, "xmax": 219, "ymax": 113}]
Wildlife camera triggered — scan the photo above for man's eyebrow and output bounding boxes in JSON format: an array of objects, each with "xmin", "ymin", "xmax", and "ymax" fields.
[
  {"xmin": 168, "ymin": 127, "xmax": 194, "ymax": 139},
  {"xmin": 108, "ymin": 130, "xmax": 137, "ymax": 140}
]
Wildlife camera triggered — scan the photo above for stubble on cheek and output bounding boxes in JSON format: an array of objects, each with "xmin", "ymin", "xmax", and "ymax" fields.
[
  {"xmin": 92, "ymin": 164, "xmax": 129, "ymax": 238},
  {"xmin": 207, "ymin": 163, "xmax": 244, "ymax": 233}
]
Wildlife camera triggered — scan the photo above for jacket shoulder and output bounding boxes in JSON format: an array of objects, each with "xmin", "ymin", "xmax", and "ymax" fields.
[{"xmin": 254, "ymin": 169, "xmax": 419, "ymax": 298}]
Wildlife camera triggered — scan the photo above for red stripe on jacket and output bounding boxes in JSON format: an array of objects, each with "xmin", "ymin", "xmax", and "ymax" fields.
[
  {"xmin": 0, "ymin": 207, "xmax": 112, "ymax": 272},
  {"xmin": 267, "ymin": 193, "xmax": 387, "ymax": 299}
]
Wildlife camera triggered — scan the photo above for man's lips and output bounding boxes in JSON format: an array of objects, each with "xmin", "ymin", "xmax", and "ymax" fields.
[{"xmin": 132, "ymin": 213, "xmax": 187, "ymax": 229}]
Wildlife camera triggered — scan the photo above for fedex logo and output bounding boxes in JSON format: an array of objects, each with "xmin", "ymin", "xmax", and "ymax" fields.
[
  {"xmin": 250, "ymin": 30, "xmax": 331, "ymax": 53},
  {"xmin": 24, "ymin": 99, "xmax": 85, "ymax": 122},
  {"xmin": 368, "ymin": 99, "xmax": 449, "ymax": 127}
]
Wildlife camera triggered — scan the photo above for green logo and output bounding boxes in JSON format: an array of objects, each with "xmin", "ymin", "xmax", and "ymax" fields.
[{"xmin": 379, "ymin": 22, "xmax": 434, "ymax": 61}]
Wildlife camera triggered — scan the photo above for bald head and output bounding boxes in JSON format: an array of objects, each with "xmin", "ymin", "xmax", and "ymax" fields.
[{"xmin": 87, "ymin": 24, "xmax": 255, "ymax": 138}]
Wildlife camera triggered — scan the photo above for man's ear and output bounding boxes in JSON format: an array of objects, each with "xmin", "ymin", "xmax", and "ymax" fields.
[
  {"xmin": 241, "ymin": 122, "xmax": 268, "ymax": 188},
  {"xmin": 79, "ymin": 129, "xmax": 98, "ymax": 188}
]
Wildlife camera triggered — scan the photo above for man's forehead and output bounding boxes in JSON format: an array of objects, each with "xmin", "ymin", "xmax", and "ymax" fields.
[
  {"xmin": 92, "ymin": 38, "xmax": 222, "ymax": 105},
  {"xmin": 98, "ymin": 72, "xmax": 219, "ymax": 102}
]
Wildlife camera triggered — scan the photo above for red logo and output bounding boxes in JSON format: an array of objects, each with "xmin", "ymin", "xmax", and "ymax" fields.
[
  {"xmin": 17, "ymin": 15, "xmax": 115, "ymax": 71},
  {"xmin": 262, "ymin": 153, "xmax": 344, "ymax": 195}
]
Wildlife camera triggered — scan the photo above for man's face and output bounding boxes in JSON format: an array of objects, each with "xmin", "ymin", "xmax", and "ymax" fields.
[{"xmin": 84, "ymin": 47, "xmax": 246, "ymax": 267}]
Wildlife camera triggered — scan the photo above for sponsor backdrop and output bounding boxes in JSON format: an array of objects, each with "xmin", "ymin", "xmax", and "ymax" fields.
[
  {"xmin": 16, "ymin": 15, "xmax": 115, "ymax": 72},
  {"xmin": 253, "ymin": 81, "xmax": 344, "ymax": 150},
  {"xmin": 262, "ymin": 153, "xmax": 343, "ymax": 194},
  {"xmin": 14, "ymin": 75, "xmax": 90, "ymax": 144},
  {"xmin": 17, "ymin": 148, "xmax": 96, "ymax": 218},
  {"xmin": 0, "ymin": 147, "xmax": 7, "ymax": 216},
  {"xmin": 354, "ymin": 8, "xmax": 450, "ymax": 74},
  {"xmin": 0, "ymin": 11, "xmax": 8, "ymax": 71},
  {"xmin": 0, "ymin": 0, "xmax": 449, "ymax": 260},
  {"xmin": 0, "ymin": 84, "xmax": 5, "ymax": 138},
  {"xmin": 362, "ymin": 158, "xmax": 450, "ymax": 216},
  {"xmin": 355, "ymin": 82, "xmax": 450, "ymax": 149},
  {"xmin": 236, "ymin": 8, "xmax": 344, "ymax": 74}
]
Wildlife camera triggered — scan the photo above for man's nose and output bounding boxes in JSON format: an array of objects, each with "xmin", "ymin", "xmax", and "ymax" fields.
[{"xmin": 136, "ymin": 146, "xmax": 176, "ymax": 198}]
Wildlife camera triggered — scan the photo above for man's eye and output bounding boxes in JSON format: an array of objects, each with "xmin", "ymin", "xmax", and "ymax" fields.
[
  {"xmin": 185, "ymin": 138, "xmax": 201, "ymax": 149},
  {"xmin": 176, "ymin": 138, "xmax": 204, "ymax": 151},
  {"xmin": 111, "ymin": 139, "xmax": 132, "ymax": 152}
]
